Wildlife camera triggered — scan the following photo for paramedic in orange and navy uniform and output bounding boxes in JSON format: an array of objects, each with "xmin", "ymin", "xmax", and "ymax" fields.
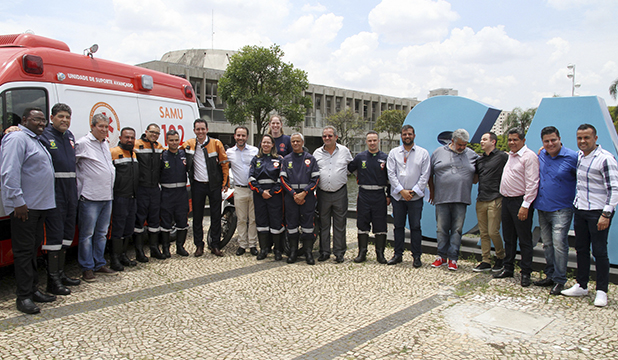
[
  {"xmin": 110, "ymin": 127, "xmax": 140, "ymax": 270},
  {"xmin": 39, "ymin": 103, "xmax": 81, "ymax": 296},
  {"xmin": 134, "ymin": 124, "xmax": 165, "ymax": 261}
]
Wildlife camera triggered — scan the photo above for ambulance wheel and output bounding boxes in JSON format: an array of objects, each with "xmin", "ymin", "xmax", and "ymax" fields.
[{"xmin": 207, "ymin": 208, "xmax": 237, "ymax": 249}]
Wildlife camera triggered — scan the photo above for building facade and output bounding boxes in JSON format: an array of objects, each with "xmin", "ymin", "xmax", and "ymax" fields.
[{"xmin": 138, "ymin": 49, "xmax": 419, "ymax": 153}]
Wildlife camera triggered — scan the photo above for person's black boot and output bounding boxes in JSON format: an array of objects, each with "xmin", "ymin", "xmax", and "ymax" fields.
[
  {"xmin": 304, "ymin": 238, "xmax": 315, "ymax": 265},
  {"xmin": 161, "ymin": 232, "xmax": 171, "ymax": 258},
  {"xmin": 120, "ymin": 237, "xmax": 137, "ymax": 267},
  {"xmin": 272, "ymin": 234, "xmax": 283, "ymax": 261},
  {"xmin": 257, "ymin": 233, "xmax": 269, "ymax": 260},
  {"xmin": 149, "ymin": 232, "xmax": 165, "ymax": 260},
  {"xmin": 58, "ymin": 248, "xmax": 80, "ymax": 286},
  {"xmin": 287, "ymin": 233, "xmax": 299, "ymax": 264},
  {"xmin": 110, "ymin": 238, "xmax": 124, "ymax": 271},
  {"xmin": 46, "ymin": 251, "xmax": 71, "ymax": 295},
  {"xmin": 374, "ymin": 234, "xmax": 387, "ymax": 264},
  {"xmin": 134, "ymin": 233, "xmax": 149, "ymax": 263},
  {"xmin": 176, "ymin": 229, "xmax": 189, "ymax": 256},
  {"xmin": 354, "ymin": 233, "xmax": 369, "ymax": 263}
]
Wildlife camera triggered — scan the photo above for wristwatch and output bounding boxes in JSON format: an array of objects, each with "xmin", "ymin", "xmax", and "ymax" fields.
[{"xmin": 601, "ymin": 211, "xmax": 612, "ymax": 218}]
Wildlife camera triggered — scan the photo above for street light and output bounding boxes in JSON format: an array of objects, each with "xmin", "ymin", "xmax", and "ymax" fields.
[{"xmin": 567, "ymin": 64, "xmax": 581, "ymax": 96}]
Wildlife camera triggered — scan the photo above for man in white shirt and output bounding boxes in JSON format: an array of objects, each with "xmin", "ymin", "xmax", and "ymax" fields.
[
  {"xmin": 313, "ymin": 126, "xmax": 353, "ymax": 263},
  {"xmin": 226, "ymin": 126, "xmax": 259, "ymax": 256}
]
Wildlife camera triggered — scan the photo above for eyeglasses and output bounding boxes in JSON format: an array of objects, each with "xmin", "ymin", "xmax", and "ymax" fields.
[
  {"xmin": 148, "ymin": 131, "xmax": 160, "ymax": 135},
  {"xmin": 322, "ymin": 134, "xmax": 334, "ymax": 138}
]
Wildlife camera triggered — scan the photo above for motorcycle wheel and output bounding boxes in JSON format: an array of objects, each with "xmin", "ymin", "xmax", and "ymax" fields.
[{"xmin": 206, "ymin": 208, "xmax": 238, "ymax": 249}]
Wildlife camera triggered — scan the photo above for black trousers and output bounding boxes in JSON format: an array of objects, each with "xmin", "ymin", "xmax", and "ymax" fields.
[
  {"xmin": 502, "ymin": 196, "xmax": 534, "ymax": 275},
  {"xmin": 111, "ymin": 196, "xmax": 137, "ymax": 239},
  {"xmin": 192, "ymin": 181, "xmax": 221, "ymax": 248},
  {"xmin": 11, "ymin": 209, "xmax": 47, "ymax": 300},
  {"xmin": 574, "ymin": 209, "xmax": 612, "ymax": 292}
]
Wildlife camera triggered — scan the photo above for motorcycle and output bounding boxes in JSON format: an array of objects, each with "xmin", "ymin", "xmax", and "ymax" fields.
[{"xmin": 206, "ymin": 186, "xmax": 238, "ymax": 249}]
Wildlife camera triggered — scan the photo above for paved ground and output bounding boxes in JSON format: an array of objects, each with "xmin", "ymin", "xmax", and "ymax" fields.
[{"xmin": 0, "ymin": 220, "xmax": 616, "ymax": 359}]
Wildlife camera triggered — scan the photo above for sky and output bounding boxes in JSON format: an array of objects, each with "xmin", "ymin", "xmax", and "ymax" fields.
[{"xmin": 1, "ymin": 0, "xmax": 617, "ymax": 111}]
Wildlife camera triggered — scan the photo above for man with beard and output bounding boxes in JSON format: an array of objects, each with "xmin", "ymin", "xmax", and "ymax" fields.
[
  {"xmin": 429, "ymin": 129, "xmax": 479, "ymax": 271},
  {"xmin": 386, "ymin": 125, "xmax": 431, "ymax": 266}
]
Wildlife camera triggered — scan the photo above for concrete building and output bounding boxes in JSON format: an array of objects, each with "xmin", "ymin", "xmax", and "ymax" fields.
[
  {"xmin": 490, "ymin": 110, "xmax": 511, "ymax": 135},
  {"xmin": 428, "ymin": 88, "xmax": 458, "ymax": 98},
  {"xmin": 137, "ymin": 49, "xmax": 419, "ymax": 153}
]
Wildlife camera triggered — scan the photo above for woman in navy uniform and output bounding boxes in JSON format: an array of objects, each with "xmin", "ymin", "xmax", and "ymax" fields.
[{"xmin": 249, "ymin": 134, "xmax": 284, "ymax": 260}]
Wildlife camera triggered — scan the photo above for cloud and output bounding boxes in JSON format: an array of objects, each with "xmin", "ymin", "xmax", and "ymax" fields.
[
  {"xmin": 301, "ymin": 3, "xmax": 327, "ymax": 12},
  {"xmin": 546, "ymin": 37, "xmax": 570, "ymax": 63},
  {"xmin": 368, "ymin": 0, "xmax": 459, "ymax": 44},
  {"xmin": 546, "ymin": 0, "xmax": 597, "ymax": 10},
  {"xmin": 398, "ymin": 26, "xmax": 530, "ymax": 67}
]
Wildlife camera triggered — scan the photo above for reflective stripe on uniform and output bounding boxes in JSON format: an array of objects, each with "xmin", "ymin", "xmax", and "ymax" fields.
[
  {"xmin": 360, "ymin": 185, "xmax": 386, "ymax": 190},
  {"xmin": 55, "ymin": 172, "xmax": 76, "ymax": 178},
  {"xmin": 161, "ymin": 182, "xmax": 186, "ymax": 188}
]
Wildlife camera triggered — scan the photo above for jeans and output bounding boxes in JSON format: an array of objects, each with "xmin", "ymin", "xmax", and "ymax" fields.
[
  {"xmin": 436, "ymin": 203, "xmax": 467, "ymax": 261},
  {"xmin": 538, "ymin": 207, "xmax": 573, "ymax": 285},
  {"xmin": 392, "ymin": 198, "xmax": 423, "ymax": 257},
  {"xmin": 78, "ymin": 199, "xmax": 112, "ymax": 271},
  {"xmin": 573, "ymin": 209, "xmax": 612, "ymax": 292}
]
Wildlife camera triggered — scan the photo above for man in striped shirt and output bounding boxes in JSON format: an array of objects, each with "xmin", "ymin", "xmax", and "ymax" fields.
[{"xmin": 562, "ymin": 124, "xmax": 618, "ymax": 307}]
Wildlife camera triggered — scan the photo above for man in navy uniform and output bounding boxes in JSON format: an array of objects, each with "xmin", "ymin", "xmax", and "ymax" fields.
[
  {"xmin": 280, "ymin": 133, "xmax": 320, "ymax": 265},
  {"xmin": 348, "ymin": 131, "xmax": 390, "ymax": 264},
  {"xmin": 160, "ymin": 130, "xmax": 190, "ymax": 257},
  {"xmin": 39, "ymin": 103, "xmax": 81, "ymax": 294}
]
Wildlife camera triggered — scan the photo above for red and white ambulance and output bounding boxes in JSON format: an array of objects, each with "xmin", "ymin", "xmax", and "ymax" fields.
[{"xmin": 0, "ymin": 33, "xmax": 199, "ymax": 266}]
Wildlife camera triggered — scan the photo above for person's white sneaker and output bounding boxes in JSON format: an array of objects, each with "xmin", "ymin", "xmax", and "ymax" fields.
[
  {"xmin": 594, "ymin": 290, "xmax": 608, "ymax": 307},
  {"xmin": 561, "ymin": 283, "xmax": 589, "ymax": 297}
]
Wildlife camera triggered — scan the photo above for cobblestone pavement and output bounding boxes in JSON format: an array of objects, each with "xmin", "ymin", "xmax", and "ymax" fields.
[{"xmin": 0, "ymin": 220, "xmax": 616, "ymax": 359}]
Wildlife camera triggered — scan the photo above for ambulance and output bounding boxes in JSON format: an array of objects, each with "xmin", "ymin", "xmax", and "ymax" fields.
[{"xmin": 0, "ymin": 33, "xmax": 200, "ymax": 266}]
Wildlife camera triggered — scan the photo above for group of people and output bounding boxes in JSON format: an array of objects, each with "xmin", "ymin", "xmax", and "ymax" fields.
[
  {"xmin": 400, "ymin": 124, "xmax": 616, "ymax": 308},
  {"xmin": 1, "ymin": 105, "xmax": 615, "ymax": 314},
  {"xmin": 0, "ymin": 104, "xmax": 231, "ymax": 314}
]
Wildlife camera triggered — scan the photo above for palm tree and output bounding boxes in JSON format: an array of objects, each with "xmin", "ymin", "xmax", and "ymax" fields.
[
  {"xmin": 504, "ymin": 107, "xmax": 536, "ymax": 134},
  {"xmin": 609, "ymin": 78, "xmax": 618, "ymax": 120}
]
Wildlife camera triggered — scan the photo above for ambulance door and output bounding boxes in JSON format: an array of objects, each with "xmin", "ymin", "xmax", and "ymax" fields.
[{"xmin": 54, "ymin": 84, "xmax": 140, "ymax": 145}]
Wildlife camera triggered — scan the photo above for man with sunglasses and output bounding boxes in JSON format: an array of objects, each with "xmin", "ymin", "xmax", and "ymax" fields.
[{"xmin": 313, "ymin": 126, "xmax": 353, "ymax": 263}]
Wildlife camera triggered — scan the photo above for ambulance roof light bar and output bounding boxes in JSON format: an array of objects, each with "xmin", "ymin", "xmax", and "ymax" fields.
[{"xmin": 84, "ymin": 44, "xmax": 98, "ymax": 58}]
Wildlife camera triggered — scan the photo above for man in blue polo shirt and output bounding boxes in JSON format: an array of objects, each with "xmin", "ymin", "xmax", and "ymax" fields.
[{"xmin": 533, "ymin": 126, "xmax": 577, "ymax": 295}]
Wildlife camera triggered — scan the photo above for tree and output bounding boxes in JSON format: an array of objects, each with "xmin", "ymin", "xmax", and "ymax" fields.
[
  {"xmin": 504, "ymin": 107, "xmax": 536, "ymax": 134},
  {"xmin": 374, "ymin": 109, "xmax": 406, "ymax": 151},
  {"xmin": 218, "ymin": 44, "xmax": 312, "ymax": 140},
  {"xmin": 609, "ymin": 78, "xmax": 618, "ymax": 120},
  {"xmin": 325, "ymin": 109, "xmax": 364, "ymax": 150}
]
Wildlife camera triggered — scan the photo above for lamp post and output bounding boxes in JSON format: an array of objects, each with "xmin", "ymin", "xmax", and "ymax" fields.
[{"xmin": 567, "ymin": 64, "xmax": 581, "ymax": 96}]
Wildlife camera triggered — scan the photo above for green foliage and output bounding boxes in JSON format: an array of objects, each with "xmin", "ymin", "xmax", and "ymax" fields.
[
  {"xmin": 496, "ymin": 134, "xmax": 509, "ymax": 152},
  {"xmin": 326, "ymin": 109, "xmax": 364, "ymax": 149},
  {"xmin": 504, "ymin": 107, "xmax": 536, "ymax": 134},
  {"xmin": 609, "ymin": 106, "xmax": 618, "ymax": 134},
  {"xmin": 218, "ymin": 44, "xmax": 312, "ymax": 139},
  {"xmin": 374, "ymin": 109, "xmax": 407, "ymax": 150},
  {"xmin": 467, "ymin": 142, "xmax": 482, "ymax": 154}
]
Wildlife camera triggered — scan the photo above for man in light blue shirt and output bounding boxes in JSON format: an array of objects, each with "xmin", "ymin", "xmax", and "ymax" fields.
[
  {"xmin": 75, "ymin": 114, "xmax": 116, "ymax": 282},
  {"xmin": 386, "ymin": 125, "xmax": 431, "ymax": 267},
  {"xmin": 226, "ymin": 126, "xmax": 259, "ymax": 256},
  {"xmin": 1, "ymin": 107, "xmax": 56, "ymax": 314},
  {"xmin": 533, "ymin": 126, "xmax": 577, "ymax": 295}
]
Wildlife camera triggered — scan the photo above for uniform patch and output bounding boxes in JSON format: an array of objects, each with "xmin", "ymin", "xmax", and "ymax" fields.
[
  {"xmin": 288, "ymin": 161, "xmax": 293, "ymax": 169},
  {"xmin": 49, "ymin": 140, "xmax": 58, "ymax": 150},
  {"xmin": 361, "ymin": 160, "xmax": 367, "ymax": 169},
  {"xmin": 304, "ymin": 159, "xmax": 311, "ymax": 167},
  {"xmin": 256, "ymin": 160, "xmax": 262, "ymax": 168},
  {"xmin": 273, "ymin": 160, "xmax": 280, "ymax": 168},
  {"xmin": 164, "ymin": 161, "xmax": 170, "ymax": 169},
  {"xmin": 380, "ymin": 162, "xmax": 385, "ymax": 169},
  {"xmin": 70, "ymin": 140, "xmax": 75, "ymax": 148}
]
